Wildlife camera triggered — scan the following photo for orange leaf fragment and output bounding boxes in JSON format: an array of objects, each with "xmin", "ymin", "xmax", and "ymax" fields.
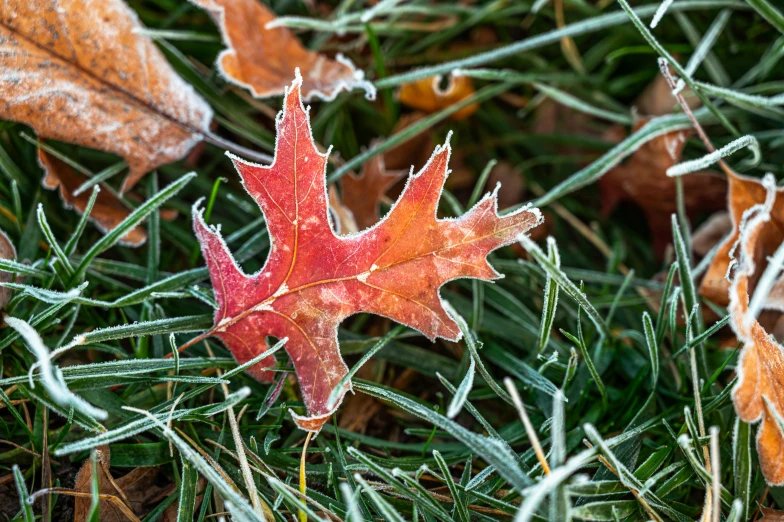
[
  {"xmin": 339, "ymin": 154, "xmax": 406, "ymax": 230},
  {"xmin": 700, "ymin": 172, "xmax": 784, "ymax": 306},
  {"xmin": 37, "ymin": 150, "xmax": 146, "ymax": 247},
  {"xmin": 0, "ymin": 0, "xmax": 212, "ymax": 193},
  {"xmin": 194, "ymin": 75, "xmax": 542, "ymax": 432},
  {"xmin": 189, "ymin": 0, "xmax": 374, "ymax": 101},
  {"xmin": 729, "ymin": 174, "xmax": 784, "ymax": 485},
  {"xmin": 398, "ymin": 75, "xmax": 479, "ymax": 120}
]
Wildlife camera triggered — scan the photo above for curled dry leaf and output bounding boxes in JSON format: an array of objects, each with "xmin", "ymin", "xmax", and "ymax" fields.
[
  {"xmin": 339, "ymin": 153, "xmax": 406, "ymax": 230},
  {"xmin": 193, "ymin": 75, "xmax": 542, "ymax": 432},
  {"xmin": 700, "ymin": 172, "xmax": 784, "ymax": 306},
  {"xmin": 533, "ymin": 97, "xmax": 599, "ymax": 140},
  {"xmin": 0, "ymin": 0, "xmax": 212, "ymax": 193},
  {"xmin": 598, "ymin": 75, "xmax": 726, "ymax": 257},
  {"xmin": 38, "ymin": 150, "xmax": 146, "ymax": 247},
  {"xmin": 189, "ymin": 0, "xmax": 374, "ymax": 101},
  {"xmin": 634, "ymin": 73, "xmax": 699, "ymax": 116},
  {"xmin": 398, "ymin": 75, "xmax": 479, "ymax": 120},
  {"xmin": 598, "ymin": 118, "xmax": 727, "ymax": 256},
  {"xmin": 0, "ymin": 229, "xmax": 16, "ymax": 311},
  {"xmin": 73, "ymin": 446, "xmax": 174, "ymax": 522},
  {"xmin": 729, "ymin": 174, "xmax": 784, "ymax": 485}
]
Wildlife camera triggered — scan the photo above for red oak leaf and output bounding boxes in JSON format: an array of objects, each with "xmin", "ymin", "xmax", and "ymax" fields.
[{"xmin": 193, "ymin": 75, "xmax": 542, "ymax": 432}]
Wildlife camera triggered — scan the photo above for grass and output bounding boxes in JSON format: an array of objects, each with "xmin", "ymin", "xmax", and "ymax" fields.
[{"xmin": 0, "ymin": 0, "xmax": 783, "ymax": 520}]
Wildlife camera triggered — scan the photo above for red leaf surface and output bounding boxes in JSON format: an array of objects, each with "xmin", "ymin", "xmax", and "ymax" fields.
[{"xmin": 194, "ymin": 76, "xmax": 542, "ymax": 432}]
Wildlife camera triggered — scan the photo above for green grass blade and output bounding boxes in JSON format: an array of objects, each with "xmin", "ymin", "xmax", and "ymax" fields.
[
  {"xmin": 375, "ymin": 1, "xmax": 747, "ymax": 88},
  {"xmin": 64, "ymin": 186, "xmax": 100, "ymax": 256},
  {"xmin": 520, "ymin": 235, "xmax": 609, "ymax": 338},
  {"xmin": 354, "ymin": 381, "xmax": 531, "ymax": 490},
  {"xmin": 732, "ymin": 418, "xmax": 752, "ymax": 521},
  {"xmin": 746, "ymin": 0, "xmax": 784, "ymax": 34},
  {"xmin": 12, "ymin": 464, "xmax": 34, "ymax": 522},
  {"xmin": 70, "ymin": 172, "xmax": 196, "ymax": 283},
  {"xmin": 538, "ymin": 237, "xmax": 560, "ymax": 354}
]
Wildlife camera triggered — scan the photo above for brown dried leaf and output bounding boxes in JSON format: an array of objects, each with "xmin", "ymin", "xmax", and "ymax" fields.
[
  {"xmin": 487, "ymin": 162, "xmax": 526, "ymax": 210},
  {"xmin": 597, "ymin": 73, "xmax": 720, "ymax": 257},
  {"xmin": 533, "ymin": 98, "xmax": 599, "ymax": 137},
  {"xmin": 691, "ymin": 211, "xmax": 731, "ymax": 258},
  {"xmin": 398, "ymin": 75, "xmax": 479, "ymax": 120},
  {"xmin": 38, "ymin": 150, "xmax": 146, "ymax": 247},
  {"xmin": 189, "ymin": 0, "xmax": 374, "ymax": 101},
  {"xmin": 383, "ymin": 112, "xmax": 436, "ymax": 172},
  {"xmin": 761, "ymin": 507, "xmax": 784, "ymax": 520},
  {"xmin": 635, "ymin": 74, "xmax": 700, "ymax": 116},
  {"xmin": 73, "ymin": 446, "xmax": 173, "ymax": 522},
  {"xmin": 0, "ymin": 0, "xmax": 212, "ymax": 193},
  {"xmin": 598, "ymin": 119, "xmax": 727, "ymax": 256},
  {"xmin": 340, "ymin": 154, "xmax": 406, "ymax": 230},
  {"xmin": 729, "ymin": 175, "xmax": 784, "ymax": 485},
  {"xmin": 328, "ymin": 185, "xmax": 359, "ymax": 236},
  {"xmin": 0, "ymin": 228, "xmax": 16, "ymax": 310}
]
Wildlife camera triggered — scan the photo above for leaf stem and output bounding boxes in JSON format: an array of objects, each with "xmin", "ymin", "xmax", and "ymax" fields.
[
  {"xmin": 167, "ymin": 330, "xmax": 214, "ymax": 358},
  {"xmin": 299, "ymin": 431, "xmax": 313, "ymax": 522}
]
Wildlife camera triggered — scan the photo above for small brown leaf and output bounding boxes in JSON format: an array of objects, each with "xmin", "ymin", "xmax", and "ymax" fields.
[
  {"xmin": 761, "ymin": 506, "xmax": 784, "ymax": 520},
  {"xmin": 487, "ymin": 162, "xmax": 526, "ymax": 210},
  {"xmin": 383, "ymin": 112, "xmax": 436, "ymax": 172},
  {"xmin": 398, "ymin": 75, "xmax": 478, "ymax": 120},
  {"xmin": 73, "ymin": 446, "xmax": 172, "ymax": 522},
  {"xmin": 691, "ymin": 211, "xmax": 731, "ymax": 258},
  {"xmin": 38, "ymin": 150, "xmax": 146, "ymax": 247},
  {"xmin": 0, "ymin": 0, "xmax": 212, "ymax": 193},
  {"xmin": 596, "ymin": 72, "xmax": 725, "ymax": 257},
  {"xmin": 598, "ymin": 119, "xmax": 727, "ymax": 256},
  {"xmin": 189, "ymin": 0, "xmax": 374, "ymax": 101},
  {"xmin": 635, "ymin": 74, "xmax": 700, "ymax": 117},
  {"xmin": 729, "ymin": 174, "xmax": 784, "ymax": 485},
  {"xmin": 0, "ymin": 228, "xmax": 16, "ymax": 310},
  {"xmin": 328, "ymin": 185, "xmax": 359, "ymax": 236},
  {"xmin": 340, "ymin": 154, "xmax": 406, "ymax": 230}
]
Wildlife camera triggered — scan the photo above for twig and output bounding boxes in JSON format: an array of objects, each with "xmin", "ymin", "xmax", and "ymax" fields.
[
  {"xmin": 504, "ymin": 378, "xmax": 550, "ymax": 475},
  {"xmin": 299, "ymin": 431, "xmax": 314, "ymax": 522}
]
